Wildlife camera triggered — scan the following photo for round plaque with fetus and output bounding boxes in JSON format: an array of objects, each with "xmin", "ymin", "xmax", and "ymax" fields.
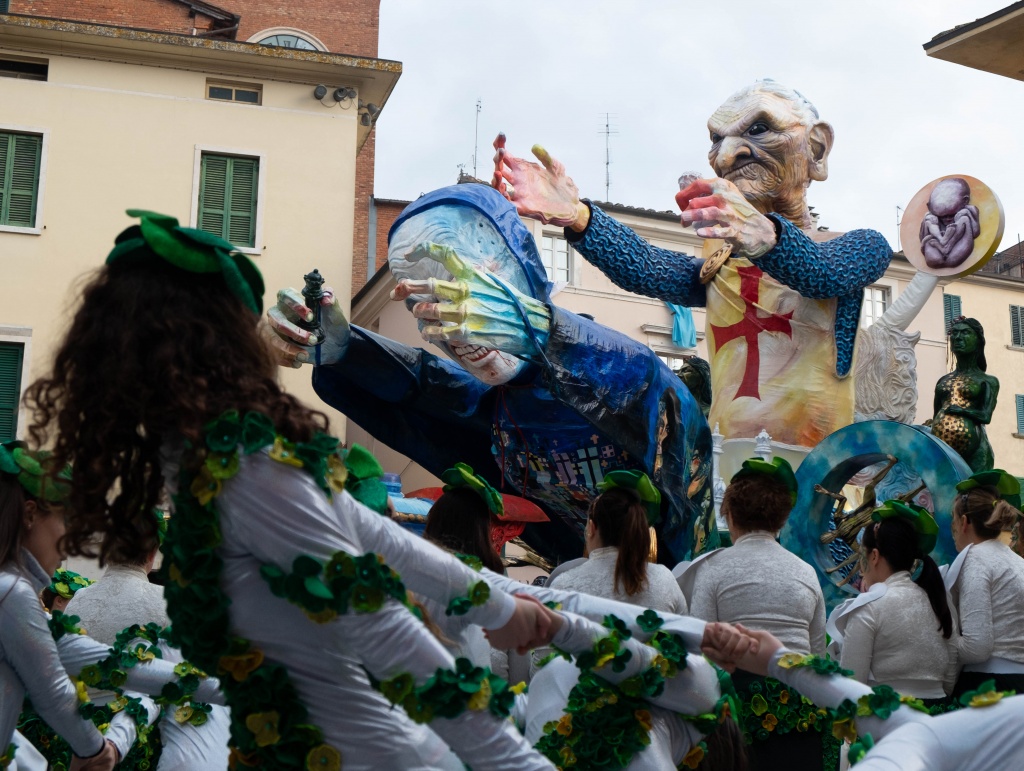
[{"xmin": 900, "ymin": 175, "xmax": 1004, "ymax": 277}]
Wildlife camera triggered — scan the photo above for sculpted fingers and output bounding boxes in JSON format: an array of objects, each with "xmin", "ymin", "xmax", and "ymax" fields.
[
  {"xmin": 267, "ymin": 305, "xmax": 316, "ymax": 345},
  {"xmin": 276, "ymin": 287, "xmax": 314, "ymax": 325},
  {"xmin": 420, "ymin": 322, "xmax": 469, "ymax": 345},
  {"xmin": 406, "ymin": 242, "xmax": 473, "ymax": 279},
  {"xmin": 411, "ymin": 301, "xmax": 468, "ymax": 324}
]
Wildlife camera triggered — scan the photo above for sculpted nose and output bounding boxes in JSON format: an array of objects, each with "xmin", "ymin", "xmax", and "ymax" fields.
[{"xmin": 715, "ymin": 136, "xmax": 752, "ymax": 173}]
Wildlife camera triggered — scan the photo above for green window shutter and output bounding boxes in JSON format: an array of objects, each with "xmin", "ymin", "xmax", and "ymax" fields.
[
  {"xmin": 943, "ymin": 294, "xmax": 962, "ymax": 333},
  {"xmin": 1011, "ymin": 305, "xmax": 1024, "ymax": 348},
  {"xmin": 0, "ymin": 343, "xmax": 24, "ymax": 442},
  {"xmin": 198, "ymin": 153, "xmax": 257, "ymax": 248},
  {"xmin": 0, "ymin": 132, "xmax": 42, "ymax": 228},
  {"xmin": 1017, "ymin": 394, "xmax": 1024, "ymax": 435},
  {"xmin": 227, "ymin": 157, "xmax": 257, "ymax": 248}
]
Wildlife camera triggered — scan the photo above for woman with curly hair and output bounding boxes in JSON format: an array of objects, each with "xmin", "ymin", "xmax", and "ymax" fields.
[
  {"xmin": 25, "ymin": 211, "xmax": 561, "ymax": 771},
  {"xmin": 945, "ymin": 470, "xmax": 1024, "ymax": 697}
]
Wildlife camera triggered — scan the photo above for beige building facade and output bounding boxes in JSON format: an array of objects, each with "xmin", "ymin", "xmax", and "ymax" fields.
[
  {"xmin": 0, "ymin": 15, "xmax": 399, "ymax": 438},
  {"xmin": 351, "ymin": 195, "xmax": 1024, "ymax": 492}
]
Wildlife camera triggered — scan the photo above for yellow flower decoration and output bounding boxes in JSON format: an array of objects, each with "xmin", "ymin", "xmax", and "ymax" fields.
[
  {"xmin": 219, "ymin": 649, "xmax": 265, "ymax": 682},
  {"xmin": 133, "ymin": 644, "xmax": 156, "ymax": 662},
  {"xmin": 969, "ymin": 691, "xmax": 1005, "ymax": 708},
  {"xmin": 510, "ymin": 681, "xmax": 527, "ymax": 695},
  {"xmin": 468, "ymin": 678, "xmax": 492, "ymax": 711},
  {"xmin": 558, "ymin": 745, "xmax": 576, "ymax": 765},
  {"xmin": 634, "ymin": 709, "xmax": 653, "ymax": 731},
  {"xmin": 190, "ymin": 466, "xmax": 222, "ymax": 506},
  {"xmin": 556, "ymin": 714, "xmax": 573, "ymax": 736},
  {"xmin": 776, "ymin": 652, "xmax": 808, "ymax": 670},
  {"xmin": 326, "ymin": 454, "xmax": 349, "ymax": 494},
  {"xmin": 269, "ymin": 436, "xmax": 304, "ymax": 468},
  {"xmin": 245, "ymin": 711, "xmax": 282, "ymax": 747},
  {"xmin": 108, "ymin": 696, "xmax": 129, "ymax": 713},
  {"xmin": 779, "ymin": 690, "xmax": 790, "ymax": 704},
  {"xmin": 305, "ymin": 744, "xmax": 342, "ymax": 771},
  {"xmin": 832, "ymin": 717, "xmax": 858, "ymax": 743},
  {"xmin": 681, "ymin": 744, "xmax": 705, "ymax": 768},
  {"xmin": 228, "ymin": 747, "xmax": 259, "ymax": 769},
  {"xmin": 74, "ymin": 679, "xmax": 89, "ymax": 703},
  {"xmin": 168, "ymin": 563, "xmax": 189, "ymax": 587},
  {"xmin": 304, "ymin": 608, "xmax": 339, "ymax": 624},
  {"xmin": 761, "ymin": 713, "xmax": 778, "ymax": 731},
  {"xmin": 174, "ymin": 705, "xmax": 194, "ymax": 724},
  {"xmin": 750, "ymin": 693, "xmax": 768, "ymax": 716},
  {"xmin": 55, "ymin": 581, "xmax": 71, "ymax": 598}
]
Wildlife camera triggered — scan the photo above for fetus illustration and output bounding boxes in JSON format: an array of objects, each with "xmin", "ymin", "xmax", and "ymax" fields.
[{"xmin": 919, "ymin": 178, "xmax": 980, "ymax": 269}]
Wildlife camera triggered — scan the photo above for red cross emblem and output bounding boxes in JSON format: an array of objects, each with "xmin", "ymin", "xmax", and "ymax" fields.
[{"xmin": 709, "ymin": 265, "xmax": 793, "ymax": 400}]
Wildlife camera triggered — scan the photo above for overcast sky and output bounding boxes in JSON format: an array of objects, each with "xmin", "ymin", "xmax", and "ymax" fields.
[{"xmin": 374, "ymin": 1, "xmax": 1024, "ymax": 252}]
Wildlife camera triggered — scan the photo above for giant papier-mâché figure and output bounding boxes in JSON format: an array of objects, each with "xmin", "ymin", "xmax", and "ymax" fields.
[
  {"xmin": 492, "ymin": 79, "xmax": 894, "ymax": 451},
  {"xmin": 267, "ymin": 184, "xmax": 714, "ymax": 563}
]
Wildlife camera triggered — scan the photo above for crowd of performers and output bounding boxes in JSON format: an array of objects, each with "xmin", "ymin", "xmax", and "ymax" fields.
[{"xmin": 1, "ymin": 209, "xmax": 1023, "ymax": 771}]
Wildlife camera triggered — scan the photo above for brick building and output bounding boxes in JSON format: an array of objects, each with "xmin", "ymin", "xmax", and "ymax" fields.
[{"xmin": 2, "ymin": 0, "xmax": 384, "ymax": 295}]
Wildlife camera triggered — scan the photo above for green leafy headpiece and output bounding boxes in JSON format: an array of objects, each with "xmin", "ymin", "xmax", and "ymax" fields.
[
  {"xmin": 596, "ymin": 470, "xmax": 662, "ymax": 525},
  {"xmin": 441, "ymin": 463, "xmax": 504, "ymax": 518},
  {"xmin": 49, "ymin": 568, "xmax": 94, "ymax": 600},
  {"xmin": 955, "ymin": 469, "xmax": 1021, "ymax": 511},
  {"xmin": 871, "ymin": 500, "xmax": 939, "ymax": 555},
  {"xmin": 0, "ymin": 441, "xmax": 72, "ymax": 503},
  {"xmin": 731, "ymin": 457, "xmax": 798, "ymax": 505},
  {"xmin": 106, "ymin": 210, "xmax": 265, "ymax": 314}
]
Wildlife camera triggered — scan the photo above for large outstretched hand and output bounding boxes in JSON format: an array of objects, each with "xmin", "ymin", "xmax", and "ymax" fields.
[
  {"xmin": 491, "ymin": 133, "xmax": 591, "ymax": 231},
  {"xmin": 390, "ymin": 241, "xmax": 551, "ymax": 357},
  {"xmin": 264, "ymin": 285, "xmax": 351, "ymax": 367},
  {"xmin": 676, "ymin": 178, "xmax": 778, "ymax": 259}
]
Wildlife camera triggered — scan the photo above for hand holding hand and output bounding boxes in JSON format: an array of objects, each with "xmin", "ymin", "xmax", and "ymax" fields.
[
  {"xmin": 485, "ymin": 593, "xmax": 563, "ymax": 654},
  {"xmin": 492, "ymin": 134, "xmax": 590, "ymax": 231},
  {"xmin": 390, "ymin": 241, "xmax": 551, "ymax": 356},
  {"xmin": 264, "ymin": 285, "xmax": 351, "ymax": 367},
  {"xmin": 70, "ymin": 740, "xmax": 120, "ymax": 771},
  {"xmin": 700, "ymin": 621, "xmax": 758, "ymax": 672},
  {"xmin": 676, "ymin": 178, "xmax": 778, "ymax": 259}
]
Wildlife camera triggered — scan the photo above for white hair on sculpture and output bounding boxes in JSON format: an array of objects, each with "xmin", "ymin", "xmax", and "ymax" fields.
[{"xmin": 727, "ymin": 79, "xmax": 822, "ymax": 128}]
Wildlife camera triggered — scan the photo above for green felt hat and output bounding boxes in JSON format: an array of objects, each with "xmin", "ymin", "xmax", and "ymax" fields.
[
  {"xmin": 871, "ymin": 500, "xmax": 939, "ymax": 555},
  {"xmin": 0, "ymin": 441, "xmax": 72, "ymax": 503},
  {"xmin": 106, "ymin": 209, "xmax": 265, "ymax": 314},
  {"xmin": 597, "ymin": 469, "xmax": 662, "ymax": 526},
  {"xmin": 343, "ymin": 444, "xmax": 389, "ymax": 516},
  {"xmin": 955, "ymin": 469, "xmax": 1021, "ymax": 510},
  {"xmin": 731, "ymin": 457, "xmax": 798, "ymax": 505},
  {"xmin": 49, "ymin": 568, "xmax": 94, "ymax": 600},
  {"xmin": 441, "ymin": 462, "xmax": 504, "ymax": 518}
]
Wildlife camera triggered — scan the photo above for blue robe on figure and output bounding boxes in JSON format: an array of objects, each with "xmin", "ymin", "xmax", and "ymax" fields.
[{"xmin": 312, "ymin": 185, "xmax": 715, "ymax": 564}]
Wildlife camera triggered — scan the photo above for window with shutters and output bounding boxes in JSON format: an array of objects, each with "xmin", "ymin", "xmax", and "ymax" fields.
[
  {"xmin": 0, "ymin": 130, "xmax": 43, "ymax": 230},
  {"xmin": 1016, "ymin": 394, "xmax": 1024, "ymax": 436},
  {"xmin": 1010, "ymin": 305, "xmax": 1024, "ymax": 348},
  {"xmin": 943, "ymin": 293, "xmax": 962, "ymax": 333},
  {"xmin": 196, "ymin": 152, "xmax": 260, "ymax": 249},
  {"xmin": 0, "ymin": 342, "xmax": 24, "ymax": 442}
]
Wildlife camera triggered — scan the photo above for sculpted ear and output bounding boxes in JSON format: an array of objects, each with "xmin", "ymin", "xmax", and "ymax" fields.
[{"xmin": 807, "ymin": 121, "xmax": 834, "ymax": 182}]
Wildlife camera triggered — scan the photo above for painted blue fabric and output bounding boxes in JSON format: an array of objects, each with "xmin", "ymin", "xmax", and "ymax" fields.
[
  {"xmin": 667, "ymin": 303, "xmax": 697, "ymax": 348},
  {"xmin": 313, "ymin": 309, "xmax": 715, "ymax": 564},
  {"xmin": 566, "ymin": 204, "xmax": 892, "ymax": 376}
]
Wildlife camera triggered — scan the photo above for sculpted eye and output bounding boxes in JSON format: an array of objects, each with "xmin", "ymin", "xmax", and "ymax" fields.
[
  {"xmin": 747, "ymin": 121, "xmax": 770, "ymax": 136},
  {"xmin": 710, "ymin": 132, "xmax": 722, "ymax": 144}
]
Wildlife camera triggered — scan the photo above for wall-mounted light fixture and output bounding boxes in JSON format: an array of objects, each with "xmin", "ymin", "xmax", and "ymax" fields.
[
  {"xmin": 313, "ymin": 84, "xmax": 327, "ymax": 100},
  {"xmin": 358, "ymin": 100, "xmax": 381, "ymax": 126},
  {"xmin": 333, "ymin": 86, "xmax": 357, "ymax": 102}
]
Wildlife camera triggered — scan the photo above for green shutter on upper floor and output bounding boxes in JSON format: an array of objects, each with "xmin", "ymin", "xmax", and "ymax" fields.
[
  {"xmin": 0, "ymin": 131, "xmax": 42, "ymax": 228},
  {"xmin": 1016, "ymin": 394, "xmax": 1024, "ymax": 435},
  {"xmin": 943, "ymin": 293, "xmax": 962, "ymax": 333},
  {"xmin": 0, "ymin": 343, "xmax": 24, "ymax": 442},
  {"xmin": 1010, "ymin": 305, "xmax": 1024, "ymax": 348},
  {"xmin": 198, "ymin": 153, "xmax": 258, "ymax": 248}
]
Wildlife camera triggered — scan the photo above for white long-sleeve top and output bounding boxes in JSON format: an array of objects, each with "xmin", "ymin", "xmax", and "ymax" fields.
[
  {"xmin": 66, "ymin": 563, "xmax": 230, "ymax": 771},
  {"xmin": 189, "ymin": 449, "xmax": 550, "ymax": 771},
  {"xmin": 683, "ymin": 532, "xmax": 826, "ymax": 654},
  {"xmin": 768, "ymin": 648, "xmax": 1024, "ymax": 770},
  {"xmin": 949, "ymin": 539, "xmax": 1024, "ymax": 668},
  {"xmin": 549, "ymin": 546, "xmax": 687, "ymax": 614},
  {"xmin": 0, "ymin": 552, "xmax": 106, "ymax": 759},
  {"xmin": 835, "ymin": 572, "xmax": 957, "ymax": 698}
]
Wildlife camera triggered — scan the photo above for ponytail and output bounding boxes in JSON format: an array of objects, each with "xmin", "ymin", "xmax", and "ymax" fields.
[
  {"xmin": 589, "ymin": 488, "xmax": 650, "ymax": 596},
  {"xmin": 863, "ymin": 518, "xmax": 953, "ymax": 638},
  {"xmin": 953, "ymin": 487, "xmax": 1023, "ymax": 540}
]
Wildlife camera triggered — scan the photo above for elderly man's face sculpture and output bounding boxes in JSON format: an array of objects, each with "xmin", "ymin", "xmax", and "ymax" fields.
[{"xmin": 707, "ymin": 83, "xmax": 833, "ymax": 223}]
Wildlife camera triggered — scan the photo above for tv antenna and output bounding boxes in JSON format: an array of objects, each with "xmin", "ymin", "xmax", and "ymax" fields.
[
  {"xmin": 599, "ymin": 113, "xmax": 618, "ymax": 201},
  {"xmin": 472, "ymin": 99, "xmax": 482, "ymax": 178}
]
